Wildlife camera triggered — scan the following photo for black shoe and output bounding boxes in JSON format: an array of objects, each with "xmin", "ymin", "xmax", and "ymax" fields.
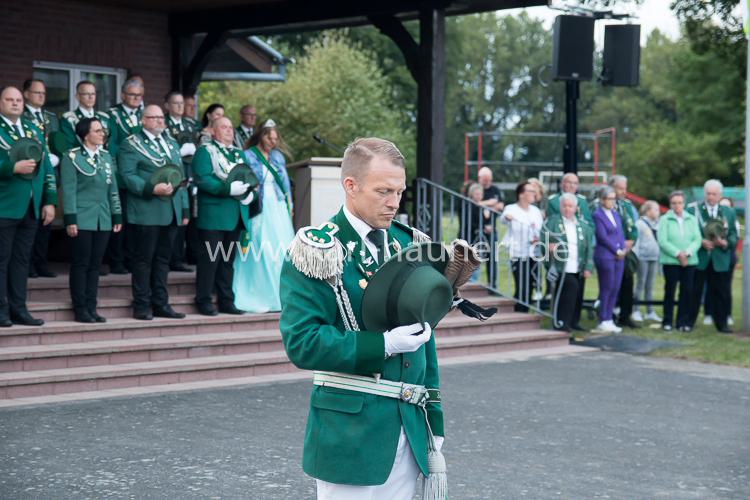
[
  {"xmin": 10, "ymin": 313, "xmax": 44, "ymax": 326},
  {"xmin": 718, "ymin": 326, "xmax": 733, "ymax": 334},
  {"xmin": 110, "ymin": 266, "xmax": 129, "ymax": 275},
  {"xmin": 197, "ymin": 304, "xmax": 218, "ymax": 316},
  {"xmin": 554, "ymin": 326, "xmax": 572, "ymax": 333},
  {"xmin": 218, "ymin": 304, "xmax": 244, "ymax": 315},
  {"xmin": 133, "ymin": 310, "xmax": 153, "ymax": 321},
  {"xmin": 618, "ymin": 319, "xmax": 639, "ymax": 329},
  {"xmin": 99, "ymin": 267, "xmax": 109, "ymax": 277},
  {"xmin": 0, "ymin": 318, "xmax": 12, "ymax": 328},
  {"xmin": 36, "ymin": 268, "xmax": 57, "ymax": 278},
  {"xmin": 89, "ymin": 311, "xmax": 107, "ymax": 323},
  {"xmin": 28, "ymin": 269, "xmax": 38, "ymax": 278},
  {"xmin": 170, "ymin": 263, "xmax": 193, "ymax": 272},
  {"xmin": 571, "ymin": 324, "xmax": 586, "ymax": 332},
  {"xmin": 74, "ymin": 311, "xmax": 96, "ymax": 323},
  {"xmin": 153, "ymin": 305, "xmax": 186, "ymax": 319}
]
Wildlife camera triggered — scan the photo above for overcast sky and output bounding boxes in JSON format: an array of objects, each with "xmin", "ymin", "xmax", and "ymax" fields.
[{"xmin": 503, "ymin": 0, "xmax": 681, "ymax": 45}]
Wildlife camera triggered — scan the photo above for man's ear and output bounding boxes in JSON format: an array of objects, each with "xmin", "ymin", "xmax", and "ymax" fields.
[{"xmin": 342, "ymin": 177, "xmax": 357, "ymax": 196}]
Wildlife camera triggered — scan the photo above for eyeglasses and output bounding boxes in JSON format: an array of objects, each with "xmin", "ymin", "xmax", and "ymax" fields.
[
  {"xmin": 78, "ymin": 92, "xmax": 96, "ymax": 97},
  {"xmin": 241, "ymin": 112, "xmax": 257, "ymax": 116},
  {"xmin": 143, "ymin": 115, "xmax": 165, "ymax": 120},
  {"xmin": 604, "ymin": 196, "xmax": 616, "ymax": 201},
  {"xmin": 27, "ymin": 90, "xmax": 46, "ymax": 96},
  {"xmin": 124, "ymin": 92, "xmax": 143, "ymax": 98}
]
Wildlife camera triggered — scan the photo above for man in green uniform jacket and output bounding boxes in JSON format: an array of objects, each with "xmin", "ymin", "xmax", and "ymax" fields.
[
  {"xmin": 117, "ymin": 105, "xmax": 188, "ymax": 321},
  {"xmin": 687, "ymin": 179, "xmax": 738, "ymax": 333},
  {"xmin": 0, "ymin": 86, "xmax": 57, "ymax": 326},
  {"xmin": 541, "ymin": 193, "xmax": 594, "ymax": 333},
  {"xmin": 279, "ymin": 138, "xmax": 444, "ymax": 498},
  {"xmin": 192, "ymin": 117, "xmax": 253, "ymax": 316},
  {"xmin": 59, "ymin": 80, "xmax": 111, "ymax": 152}
]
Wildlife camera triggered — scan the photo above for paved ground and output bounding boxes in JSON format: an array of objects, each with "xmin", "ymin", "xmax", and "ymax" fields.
[{"xmin": 1, "ymin": 351, "xmax": 749, "ymax": 499}]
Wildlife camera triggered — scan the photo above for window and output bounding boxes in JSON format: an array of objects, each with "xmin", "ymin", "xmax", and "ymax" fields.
[{"xmin": 32, "ymin": 61, "xmax": 127, "ymax": 115}]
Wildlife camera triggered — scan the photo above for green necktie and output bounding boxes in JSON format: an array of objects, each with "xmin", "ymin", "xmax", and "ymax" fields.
[{"xmin": 367, "ymin": 229, "xmax": 386, "ymax": 265}]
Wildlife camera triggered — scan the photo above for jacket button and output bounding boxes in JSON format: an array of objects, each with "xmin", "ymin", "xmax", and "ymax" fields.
[{"xmin": 404, "ymin": 361, "xmax": 411, "ymax": 369}]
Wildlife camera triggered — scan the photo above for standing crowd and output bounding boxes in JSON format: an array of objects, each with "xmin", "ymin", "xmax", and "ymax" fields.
[
  {"xmin": 0, "ymin": 77, "xmax": 294, "ymax": 326},
  {"xmin": 462, "ymin": 168, "xmax": 740, "ymax": 335}
]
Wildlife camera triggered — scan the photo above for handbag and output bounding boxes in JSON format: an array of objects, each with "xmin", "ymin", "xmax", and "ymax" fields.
[{"xmin": 625, "ymin": 250, "xmax": 639, "ymax": 275}]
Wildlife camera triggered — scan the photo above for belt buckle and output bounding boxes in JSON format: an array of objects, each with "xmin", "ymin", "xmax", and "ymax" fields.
[{"xmin": 400, "ymin": 384, "xmax": 427, "ymax": 407}]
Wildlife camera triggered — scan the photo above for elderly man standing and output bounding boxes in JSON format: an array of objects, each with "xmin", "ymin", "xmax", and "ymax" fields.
[
  {"xmin": 609, "ymin": 175, "xmax": 639, "ymax": 328},
  {"xmin": 542, "ymin": 193, "xmax": 594, "ymax": 333},
  {"xmin": 687, "ymin": 179, "xmax": 738, "ymax": 333},
  {"xmin": 477, "ymin": 166, "xmax": 503, "ymax": 288},
  {"xmin": 23, "ymin": 79, "xmax": 60, "ymax": 279},
  {"xmin": 117, "ymin": 105, "xmax": 189, "ymax": 320},
  {"xmin": 0, "ymin": 86, "xmax": 57, "ymax": 326},
  {"xmin": 234, "ymin": 104, "xmax": 257, "ymax": 149},
  {"xmin": 60, "ymin": 81, "xmax": 111, "ymax": 151},
  {"xmin": 279, "ymin": 137, "xmax": 444, "ymax": 499}
]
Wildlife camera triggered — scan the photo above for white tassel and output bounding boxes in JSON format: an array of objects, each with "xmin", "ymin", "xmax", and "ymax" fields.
[
  {"xmin": 423, "ymin": 449, "xmax": 447, "ymax": 500},
  {"xmin": 287, "ymin": 233, "xmax": 343, "ymax": 280},
  {"xmin": 412, "ymin": 227, "xmax": 432, "ymax": 244}
]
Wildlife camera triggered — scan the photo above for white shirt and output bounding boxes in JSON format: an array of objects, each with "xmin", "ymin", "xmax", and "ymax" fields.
[
  {"xmin": 169, "ymin": 116, "xmax": 183, "ymax": 129},
  {"xmin": 241, "ymin": 125, "xmax": 253, "ymax": 135},
  {"xmin": 79, "ymin": 107, "xmax": 95, "ymax": 118},
  {"xmin": 122, "ymin": 104, "xmax": 137, "ymax": 115},
  {"xmin": 562, "ymin": 216, "xmax": 579, "ymax": 273},
  {"xmin": 1, "ymin": 114, "xmax": 24, "ymax": 137},
  {"xmin": 142, "ymin": 129, "xmax": 171, "ymax": 157},
  {"xmin": 675, "ymin": 214, "xmax": 684, "ymax": 231},
  {"xmin": 705, "ymin": 203, "xmax": 718, "ymax": 219},
  {"xmin": 84, "ymin": 145, "xmax": 100, "ymax": 158},
  {"xmin": 343, "ymin": 205, "xmax": 390, "ymax": 262},
  {"xmin": 25, "ymin": 104, "xmax": 42, "ymax": 116},
  {"xmin": 500, "ymin": 203, "xmax": 543, "ymax": 258},
  {"xmin": 603, "ymin": 208, "xmax": 617, "ymax": 227}
]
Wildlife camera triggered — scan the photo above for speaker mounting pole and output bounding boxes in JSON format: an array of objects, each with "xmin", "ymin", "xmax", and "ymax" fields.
[{"xmin": 563, "ymin": 80, "xmax": 579, "ymax": 174}]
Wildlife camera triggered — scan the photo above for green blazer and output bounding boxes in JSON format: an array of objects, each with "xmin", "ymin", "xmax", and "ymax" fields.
[
  {"xmin": 0, "ymin": 117, "xmax": 58, "ymax": 219},
  {"xmin": 540, "ymin": 213, "xmax": 594, "ymax": 275},
  {"xmin": 547, "ymin": 193, "xmax": 593, "ymax": 227},
  {"xmin": 23, "ymin": 106, "xmax": 59, "ymax": 140},
  {"xmin": 657, "ymin": 210, "xmax": 702, "ymax": 266},
  {"xmin": 117, "ymin": 131, "xmax": 188, "ymax": 226},
  {"xmin": 687, "ymin": 202, "xmax": 738, "ymax": 272},
  {"xmin": 60, "ymin": 108, "xmax": 111, "ymax": 152},
  {"xmin": 61, "ymin": 147, "xmax": 122, "ymax": 231},
  {"xmin": 192, "ymin": 141, "xmax": 251, "ymax": 232},
  {"xmin": 279, "ymin": 208, "xmax": 443, "ymax": 485}
]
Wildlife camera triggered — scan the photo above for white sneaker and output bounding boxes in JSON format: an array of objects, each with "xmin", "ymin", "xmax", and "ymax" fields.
[
  {"xmin": 614, "ymin": 306, "xmax": 621, "ymax": 316},
  {"xmin": 592, "ymin": 322, "xmax": 609, "ymax": 334},
  {"xmin": 603, "ymin": 320, "xmax": 622, "ymax": 334},
  {"xmin": 645, "ymin": 311, "xmax": 662, "ymax": 322},
  {"xmin": 532, "ymin": 290, "xmax": 543, "ymax": 301},
  {"xmin": 631, "ymin": 310, "xmax": 644, "ymax": 322},
  {"xmin": 703, "ymin": 315, "xmax": 713, "ymax": 326},
  {"xmin": 728, "ymin": 316, "xmax": 734, "ymax": 326}
]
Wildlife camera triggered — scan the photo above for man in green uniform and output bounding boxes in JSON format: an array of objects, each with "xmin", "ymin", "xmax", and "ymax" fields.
[
  {"xmin": 233, "ymin": 104, "xmax": 256, "ymax": 149},
  {"xmin": 106, "ymin": 78, "xmax": 144, "ymax": 274},
  {"xmin": 60, "ymin": 80, "xmax": 111, "ymax": 152},
  {"xmin": 183, "ymin": 95, "xmax": 199, "ymax": 129},
  {"xmin": 279, "ymin": 137, "xmax": 444, "ymax": 499},
  {"xmin": 687, "ymin": 179, "xmax": 738, "ymax": 333},
  {"xmin": 541, "ymin": 193, "xmax": 594, "ymax": 333},
  {"xmin": 0, "ymin": 86, "xmax": 57, "ymax": 326},
  {"xmin": 192, "ymin": 117, "xmax": 254, "ymax": 316},
  {"xmin": 117, "ymin": 104, "xmax": 189, "ymax": 320},
  {"xmin": 22, "ymin": 79, "xmax": 60, "ymax": 278}
]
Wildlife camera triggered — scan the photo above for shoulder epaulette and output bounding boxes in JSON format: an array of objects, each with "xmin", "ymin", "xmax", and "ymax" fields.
[
  {"xmin": 287, "ymin": 221, "xmax": 344, "ymax": 280},
  {"xmin": 97, "ymin": 111, "xmax": 110, "ymax": 119},
  {"xmin": 576, "ymin": 193, "xmax": 586, "ymax": 200},
  {"xmin": 391, "ymin": 219, "xmax": 431, "ymax": 244},
  {"xmin": 548, "ymin": 193, "xmax": 559, "ymax": 200},
  {"xmin": 62, "ymin": 111, "xmax": 76, "ymax": 120}
]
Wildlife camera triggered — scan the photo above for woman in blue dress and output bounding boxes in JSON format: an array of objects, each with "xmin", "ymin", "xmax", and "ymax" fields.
[{"xmin": 233, "ymin": 119, "xmax": 295, "ymax": 312}]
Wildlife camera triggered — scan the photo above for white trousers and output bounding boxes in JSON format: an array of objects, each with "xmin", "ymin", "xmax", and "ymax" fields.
[{"xmin": 316, "ymin": 427, "xmax": 420, "ymax": 500}]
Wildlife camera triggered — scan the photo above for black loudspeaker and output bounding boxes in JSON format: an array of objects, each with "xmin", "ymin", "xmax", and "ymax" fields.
[
  {"xmin": 602, "ymin": 24, "xmax": 641, "ymax": 86},
  {"xmin": 552, "ymin": 15, "xmax": 595, "ymax": 81}
]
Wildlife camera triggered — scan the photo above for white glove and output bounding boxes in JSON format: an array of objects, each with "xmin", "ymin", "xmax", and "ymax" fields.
[
  {"xmin": 383, "ymin": 322, "xmax": 432, "ymax": 356},
  {"xmin": 179, "ymin": 143, "xmax": 196, "ymax": 157},
  {"xmin": 49, "ymin": 153, "xmax": 60, "ymax": 168},
  {"xmin": 239, "ymin": 190, "xmax": 255, "ymax": 205},
  {"xmin": 434, "ymin": 436, "xmax": 444, "ymax": 452},
  {"xmin": 229, "ymin": 181, "xmax": 250, "ymax": 196}
]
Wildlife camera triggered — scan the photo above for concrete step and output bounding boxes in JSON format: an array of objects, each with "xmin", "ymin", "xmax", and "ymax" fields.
[
  {"xmin": 27, "ymin": 271, "xmax": 197, "ymax": 301},
  {"xmin": 0, "ymin": 351, "xmax": 297, "ymax": 399},
  {"xmin": 436, "ymin": 329, "xmax": 570, "ymax": 357},
  {"xmin": 437, "ymin": 312, "xmax": 541, "ymax": 337},
  {"xmin": 0, "ymin": 313, "xmax": 280, "ymax": 347},
  {"xmin": 0, "ymin": 330, "xmax": 283, "ymax": 372}
]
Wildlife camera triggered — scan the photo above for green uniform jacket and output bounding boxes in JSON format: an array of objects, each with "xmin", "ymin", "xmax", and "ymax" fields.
[
  {"xmin": 0, "ymin": 118, "xmax": 58, "ymax": 219},
  {"xmin": 23, "ymin": 106, "xmax": 59, "ymax": 140},
  {"xmin": 192, "ymin": 141, "xmax": 250, "ymax": 231},
  {"xmin": 59, "ymin": 108, "xmax": 111, "ymax": 153},
  {"xmin": 657, "ymin": 209, "xmax": 702, "ymax": 267},
  {"xmin": 61, "ymin": 147, "xmax": 122, "ymax": 231},
  {"xmin": 540, "ymin": 213, "xmax": 594, "ymax": 275},
  {"xmin": 108, "ymin": 105, "xmax": 142, "ymax": 187},
  {"xmin": 279, "ymin": 209, "xmax": 443, "ymax": 485},
  {"xmin": 687, "ymin": 202, "xmax": 738, "ymax": 272},
  {"xmin": 547, "ymin": 193, "xmax": 593, "ymax": 227},
  {"xmin": 117, "ymin": 132, "xmax": 188, "ymax": 226},
  {"xmin": 233, "ymin": 126, "xmax": 252, "ymax": 149},
  {"xmin": 166, "ymin": 115, "xmax": 198, "ymax": 142}
]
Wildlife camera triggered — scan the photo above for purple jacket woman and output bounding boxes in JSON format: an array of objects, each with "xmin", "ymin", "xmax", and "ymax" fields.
[{"xmin": 592, "ymin": 204, "xmax": 626, "ymax": 325}]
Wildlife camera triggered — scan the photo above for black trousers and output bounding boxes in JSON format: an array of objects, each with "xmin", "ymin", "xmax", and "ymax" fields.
[
  {"xmin": 107, "ymin": 189, "xmax": 132, "ymax": 270},
  {"xmin": 553, "ymin": 272, "xmax": 582, "ymax": 330},
  {"xmin": 196, "ymin": 227, "xmax": 241, "ymax": 307},
  {"xmin": 30, "ymin": 218, "xmax": 52, "ymax": 273},
  {"xmin": 0, "ymin": 201, "xmax": 38, "ymax": 318},
  {"xmin": 69, "ymin": 230, "xmax": 110, "ymax": 313},
  {"xmin": 691, "ymin": 263, "xmax": 731, "ymax": 330},
  {"xmin": 130, "ymin": 223, "xmax": 178, "ymax": 312},
  {"xmin": 171, "ymin": 224, "xmax": 187, "ymax": 267},
  {"xmin": 616, "ymin": 266, "xmax": 635, "ymax": 321},
  {"xmin": 662, "ymin": 264, "xmax": 695, "ymax": 329},
  {"xmin": 511, "ymin": 258, "xmax": 538, "ymax": 313},
  {"xmin": 572, "ymin": 276, "xmax": 586, "ymax": 327}
]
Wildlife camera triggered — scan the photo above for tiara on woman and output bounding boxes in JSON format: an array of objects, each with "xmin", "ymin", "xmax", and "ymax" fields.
[{"xmin": 262, "ymin": 119, "xmax": 276, "ymax": 129}]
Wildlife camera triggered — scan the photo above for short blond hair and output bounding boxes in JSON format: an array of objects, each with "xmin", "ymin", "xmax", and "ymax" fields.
[{"xmin": 340, "ymin": 137, "xmax": 405, "ymax": 182}]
